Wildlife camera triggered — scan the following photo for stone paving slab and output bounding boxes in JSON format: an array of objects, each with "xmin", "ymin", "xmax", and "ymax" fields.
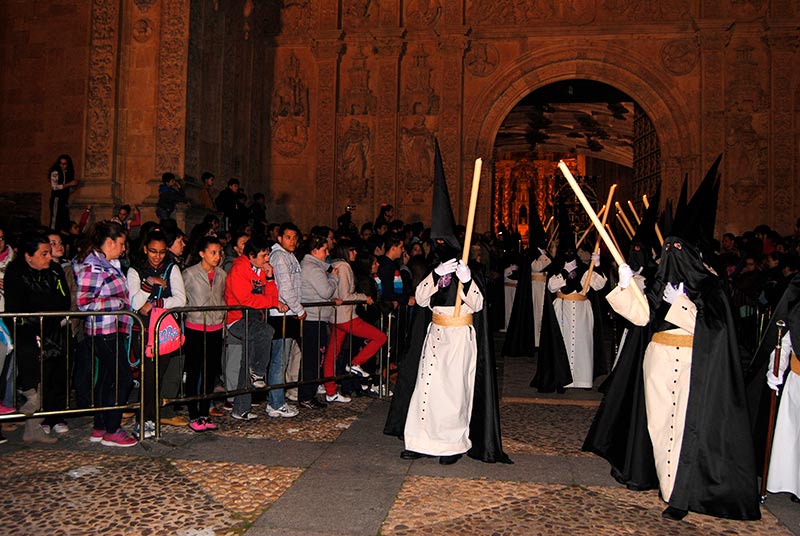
[
  {"xmin": 381, "ymin": 476, "xmax": 793, "ymax": 536},
  {"xmin": 501, "ymin": 401, "xmax": 596, "ymax": 456},
  {"xmin": 0, "ymin": 449, "xmax": 302, "ymax": 536}
]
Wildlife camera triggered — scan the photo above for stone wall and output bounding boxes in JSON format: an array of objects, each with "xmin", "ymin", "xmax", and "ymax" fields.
[{"xmin": 1, "ymin": 0, "xmax": 798, "ymax": 236}]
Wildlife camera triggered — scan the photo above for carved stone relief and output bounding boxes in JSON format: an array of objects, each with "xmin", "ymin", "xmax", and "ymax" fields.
[
  {"xmin": 601, "ymin": 0, "xmax": 689, "ymax": 20},
  {"xmin": 343, "ymin": 0, "xmax": 375, "ymax": 30},
  {"xmin": 156, "ymin": 0, "xmax": 189, "ymax": 175},
  {"xmin": 134, "ymin": 0, "xmax": 156, "ymax": 12},
  {"xmin": 400, "ymin": 47, "xmax": 439, "ymax": 115},
  {"xmin": 132, "ymin": 19, "xmax": 152, "ymax": 43},
  {"xmin": 400, "ymin": 114, "xmax": 435, "ymax": 202},
  {"xmin": 465, "ymin": 42, "xmax": 499, "ymax": 78},
  {"xmin": 660, "ymin": 38, "xmax": 698, "ymax": 75},
  {"xmin": 405, "ymin": 0, "xmax": 441, "ymax": 28},
  {"xmin": 281, "ymin": 0, "xmax": 313, "ymax": 37},
  {"xmin": 271, "ymin": 52, "xmax": 310, "ymax": 157},
  {"xmin": 338, "ymin": 119, "xmax": 372, "ymax": 200},
  {"xmin": 339, "ymin": 46, "xmax": 376, "ymax": 115},
  {"xmin": 468, "ymin": 0, "xmax": 597, "ymax": 26},
  {"xmin": 85, "ymin": 0, "xmax": 120, "ymax": 178}
]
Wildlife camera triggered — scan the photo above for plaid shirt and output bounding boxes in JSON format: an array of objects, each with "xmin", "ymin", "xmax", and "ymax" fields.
[{"xmin": 74, "ymin": 251, "xmax": 133, "ymax": 335}]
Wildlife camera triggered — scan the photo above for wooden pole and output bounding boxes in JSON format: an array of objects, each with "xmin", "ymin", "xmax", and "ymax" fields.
[
  {"xmin": 627, "ymin": 200, "xmax": 642, "ymax": 225},
  {"xmin": 582, "ymin": 184, "xmax": 616, "ymax": 294},
  {"xmin": 615, "ymin": 202, "xmax": 636, "ymax": 236},
  {"xmin": 605, "ymin": 223, "xmax": 622, "ymax": 255},
  {"xmin": 616, "ymin": 212, "xmax": 634, "ymax": 239},
  {"xmin": 543, "ymin": 216, "xmax": 554, "ymax": 233},
  {"xmin": 453, "ymin": 158, "xmax": 482, "ymax": 318},
  {"xmin": 761, "ymin": 320, "xmax": 787, "ymax": 502},
  {"xmin": 642, "ymin": 194, "xmax": 664, "ymax": 246},
  {"xmin": 576, "ymin": 205, "xmax": 607, "ymax": 250},
  {"xmin": 558, "ymin": 161, "xmax": 648, "ymax": 309}
]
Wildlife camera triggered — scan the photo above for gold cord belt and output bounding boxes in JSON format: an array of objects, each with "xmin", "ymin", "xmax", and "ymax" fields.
[
  {"xmin": 504, "ymin": 282, "xmax": 517, "ymax": 288},
  {"xmin": 531, "ymin": 273, "xmax": 547, "ymax": 282},
  {"xmin": 432, "ymin": 312, "xmax": 474, "ymax": 327},
  {"xmin": 556, "ymin": 292, "xmax": 588, "ymax": 302},
  {"xmin": 651, "ymin": 331, "xmax": 694, "ymax": 347},
  {"xmin": 791, "ymin": 352, "xmax": 800, "ymax": 376}
]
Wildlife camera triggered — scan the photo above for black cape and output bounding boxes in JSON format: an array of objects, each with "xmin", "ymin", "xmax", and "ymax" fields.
[
  {"xmin": 585, "ymin": 275, "xmax": 761, "ymax": 520},
  {"xmin": 384, "ymin": 271, "xmax": 512, "ymax": 464},
  {"xmin": 502, "ymin": 249, "xmax": 535, "ymax": 357}
]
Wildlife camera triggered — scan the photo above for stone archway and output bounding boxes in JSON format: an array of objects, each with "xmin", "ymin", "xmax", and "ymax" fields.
[{"xmin": 463, "ymin": 43, "xmax": 698, "ymax": 231}]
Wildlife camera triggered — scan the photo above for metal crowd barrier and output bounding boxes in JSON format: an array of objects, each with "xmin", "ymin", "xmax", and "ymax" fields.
[
  {"xmin": 151, "ymin": 300, "xmax": 397, "ymax": 440},
  {"xmin": 0, "ymin": 311, "xmax": 146, "ymax": 430}
]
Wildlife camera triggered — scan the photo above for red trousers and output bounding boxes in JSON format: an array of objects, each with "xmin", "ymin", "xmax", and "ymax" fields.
[{"xmin": 323, "ymin": 317, "xmax": 387, "ymax": 395}]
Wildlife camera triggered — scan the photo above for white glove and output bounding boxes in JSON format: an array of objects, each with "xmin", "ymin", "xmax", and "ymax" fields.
[
  {"xmin": 434, "ymin": 258, "xmax": 458, "ymax": 276},
  {"xmin": 618, "ymin": 263, "xmax": 633, "ymax": 289},
  {"xmin": 503, "ymin": 265, "xmax": 518, "ymax": 278},
  {"xmin": 538, "ymin": 248, "xmax": 548, "ymax": 257},
  {"xmin": 663, "ymin": 282, "xmax": 685, "ymax": 304},
  {"xmin": 455, "ymin": 260, "xmax": 471, "ymax": 283},
  {"xmin": 767, "ymin": 332, "xmax": 793, "ymax": 392},
  {"xmin": 564, "ymin": 259, "xmax": 578, "ymax": 273},
  {"xmin": 591, "ymin": 252, "xmax": 601, "ymax": 267}
]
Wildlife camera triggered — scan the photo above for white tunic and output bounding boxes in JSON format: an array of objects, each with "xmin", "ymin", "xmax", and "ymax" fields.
[
  {"xmin": 404, "ymin": 273, "xmax": 484, "ymax": 456},
  {"xmin": 767, "ymin": 332, "xmax": 800, "ymax": 496},
  {"xmin": 606, "ymin": 285, "xmax": 696, "ymax": 501},
  {"xmin": 531, "ymin": 254, "xmax": 551, "ymax": 348},
  {"xmin": 548, "ymin": 270, "xmax": 606, "ymax": 388}
]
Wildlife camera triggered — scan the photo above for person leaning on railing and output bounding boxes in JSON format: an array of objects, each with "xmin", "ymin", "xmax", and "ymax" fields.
[
  {"xmin": 323, "ymin": 240, "xmax": 386, "ymax": 401},
  {"xmin": 182, "ymin": 236, "xmax": 226, "ymax": 432},
  {"xmin": 4, "ymin": 232, "xmax": 71, "ymax": 444},
  {"xmin": 74, "ymin": 221, "xmax": 137, "ymax": 447}
]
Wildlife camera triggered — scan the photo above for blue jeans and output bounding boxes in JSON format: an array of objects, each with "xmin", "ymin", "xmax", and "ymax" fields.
[
  {"xmin": 268, "ymin": 339, "xmax": 289, "ymax": 409},
  {"xmin": 91, "ymin": 333, "xmax": 133, "ymax": 433}
]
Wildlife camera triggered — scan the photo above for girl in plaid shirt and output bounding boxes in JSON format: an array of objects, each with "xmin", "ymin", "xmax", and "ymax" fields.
[{"xmin": 74, "ymin": 221, "xmax": 137, "ymax": 447}]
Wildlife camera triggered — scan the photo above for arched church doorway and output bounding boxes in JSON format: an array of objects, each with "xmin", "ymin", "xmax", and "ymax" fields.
[{"xmin": 491, "ymin": 79, "xmax": 661, "ymax": 248}]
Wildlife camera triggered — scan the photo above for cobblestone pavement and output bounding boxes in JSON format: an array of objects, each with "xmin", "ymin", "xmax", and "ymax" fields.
[
  {"xmin": 382, "ymin": 476, "xmax": 792, "ymax": 536},
  {"xmin": 500, "ymin": 401, "xmax": 596, "ymax": 456}
]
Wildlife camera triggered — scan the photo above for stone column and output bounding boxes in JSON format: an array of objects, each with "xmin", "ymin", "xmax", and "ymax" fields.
[
  {"xmin": 766, "ymin": 31, "xmax": 799, "ymax": 231},
  {"xmin": 79, "ymin": 0, "xmax": 122, "ymax": 209},
  {"xmin": 373, "ymin": 35, "xmax": 404, "ymax": 211},
  {"xmin": 312, "ymin": 36, "xmax": 343, "ymax": 225}
]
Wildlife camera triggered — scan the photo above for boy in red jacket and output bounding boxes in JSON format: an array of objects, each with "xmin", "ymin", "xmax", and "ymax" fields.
[{"xmin": 224, "ymin": 236, "xmax": 294, "ymax": 420}]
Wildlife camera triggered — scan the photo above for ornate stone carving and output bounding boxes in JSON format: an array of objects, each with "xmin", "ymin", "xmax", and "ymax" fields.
[
  {"xmin": 343, "ymin": 0, "xmax": 374, "ymax": 30},
  {"xmin": 468, "ymin": 0, "xmax": 597, "ymax": 26},
  {"xmin": 660, "ymin": 38, "xmax": 698, "ymax": 75},
  {"xmin": 465, "ymin": 41, "xmax": 499, "ymax": 78},
  {"xmin": 155, "ymin": 0, "xmax": 189, "ymax": 175},
  {"xmin": 132, "ymin": 19, "xmax": 152, "ymax": 43},
  {"xmin": 281, "ymin": 0, "xmax": 313, "ymax": 37},
  {"xmin": 339, "ymin": 47, "xmax": 376, "ymax": 115},
  {"xmin": 400, "ymin": 47, "xmax": 439, "ymax": 115},
  {"xmin": 85, "ymin": 0, "xmax": 119, "ymax": 178},
  {"xmin": 134, "ymin": 0, "xmax": 156, "ymax": 12},
  {"xmin": 271, "ymin": 52, "xmax": 310, "ymax": 157},
  {"xmin": 405, "ymin": 0, "xmax": 441, "ymax": 28},
  {"xmin": 400, "ymin": 115, "xmax": 435, "ymax": 202},
  {"xmin": 338, "ymin": 119, "xmax": 372, "ymax": 200},
  {"xmin": 602, "ymin": 0, "xmax": 689, "ymax": 21}
]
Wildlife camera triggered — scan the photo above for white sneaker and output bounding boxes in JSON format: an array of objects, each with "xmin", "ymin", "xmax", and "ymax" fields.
[
  {"xmin": 132, "ymin": 420, "xmax": 156, "ymax": 439},
  {"xmin": 266, "ymin": 404, "xmax": 299, "ymax": 418},
  {"xmin": 346, "ymin": 364, "xmax": 370, "ymax": 378},
  {"xmin": 326, "ymin": 393, "xmax": 352, "ymax": 403},
  {"xmin": 369, "ymin": 385, "xmax": 393, "ymax": 397},
  {"xmin": 52, "ymin": 422, "xmax": 69, "ymax": 434},
  {"xmin": 316, "ymin": 384, "xmax": 326, "ymax": 395}
]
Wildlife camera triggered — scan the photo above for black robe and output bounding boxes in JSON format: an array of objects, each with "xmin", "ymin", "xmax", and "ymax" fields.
[
  {"xmin": 384, "ymin": 271, "xmax": 512, "ymax": 464},
  {"xmin": 502, "ymin": 249, "xmax": 535, "ymax": 357}
]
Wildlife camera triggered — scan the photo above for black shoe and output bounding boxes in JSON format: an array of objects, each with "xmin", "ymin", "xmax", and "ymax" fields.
[
  {"xmin": 299, "ymin": 398, "xmax": 327, "ymax": 410},
  {"xmin": 439, "ymin": 454, "xmax": 462, "ymax": 465},
  {"xmin": 400, "ymin": 450, "xmax": 428, "ymax": 460},
  {"xmin": 661, "ymin": 506, "xmax": 688, "ymax": 521},
  {"xmin": 0, "ymin": 432, "xmax": 6, "ymax": 445},
  {"xmin": 791, "ymin": 495, "xmax": 800, "ymax": 503}
]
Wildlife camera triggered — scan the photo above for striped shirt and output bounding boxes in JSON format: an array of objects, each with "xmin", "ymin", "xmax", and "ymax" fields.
[{"xmin": 74, "ymin": 251, "xmax": 133, "ymax": 335}]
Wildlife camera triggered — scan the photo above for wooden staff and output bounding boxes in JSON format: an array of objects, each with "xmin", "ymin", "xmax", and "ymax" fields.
[
  {"xmin": 616, "ymin": 212, "xmax": 634, "ymax": 239},
  {"xmin": 582, "ymin": 185, "xmax": 616, "ymax": 295},
  {"xmin": 605, "ymin": 223, "xmax": 622, "ymax": 255},
  {"xmin": 642, "ymin": 194, "xmax": 664, "ymax": 246},
  {"xmin": 543, "ymin": 215, "xmax": 554, "ymax": 233},
  {"xmin": 558, "ymin": 161, "xmax": 648, "ymax": 309},
  {"xmin": 615, "ymin": 202, "xmax": 636, "ymax": 236},
  {"xmin": 761, "ymin": 320, "xmax": 787, "ymax": 502},
  {"xmin": 627, "ymin": 200, "xmax": 642, "ymax": 225},
  {"xmin": 546, "ymin": 222, "xmax": 560, "ymax": 251},
  {"xmin": 576, "ymin": 205, "xmax": 607, "ymax": 250},
  {"xmin": 453, "ymin": 158, "xmax": 482, "ymax": 318}
]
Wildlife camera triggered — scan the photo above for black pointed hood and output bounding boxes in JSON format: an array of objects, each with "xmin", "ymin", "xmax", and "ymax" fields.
[
  {"xmin": 671, "ymin": 154, "xmax": 722, "ymax": 259},
  {"xmin": 556, "ymin": 196, "xmax": 576, "ymax": 259},
  {"xmin": 628, "ymin": 185, "xmax": 661, "ymax": 274},
  {"xmin": 430, "ymin": 138, "xmax": 460, "ymax": 259},
  {"xmin": 528, "ymin": 185, "xmax": 547, "ymax": 250}
]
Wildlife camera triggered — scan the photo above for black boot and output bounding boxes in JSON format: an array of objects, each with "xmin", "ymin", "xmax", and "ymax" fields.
[
  {"xmin": 661, "ymin": 506, "xmax": 687, "ymax": 521},
  {"xmin": 400, "ymin": 450, "xmax": 429, "ymax": 460},
  {"xmin": 439, "ymin": 454, "xmax": 462, "ymax": 465}
]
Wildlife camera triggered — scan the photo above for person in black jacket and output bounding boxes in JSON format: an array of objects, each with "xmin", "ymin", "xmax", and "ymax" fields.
[{"xmin": 4, "ymin": 232, "xmax": 71, "ymax": 443}]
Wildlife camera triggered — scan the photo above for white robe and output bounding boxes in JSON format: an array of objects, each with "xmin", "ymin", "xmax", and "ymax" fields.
[
  {"xmin": 531, "ymin": 254, "xmax": 551, "ymax": 348},
  {"xmin": 606, "ymin": 285, "xmax": 696, "ymax": 502},
  {"xmin": 767, "ymin": 332, "xmax": 800, "ymax": 496},
  {"xmin": 548, "ymin": 270, "xmax": 606, "ymax": 388},
  {"xmin": 502, "ymin": 278, "xmax": 515, "ymax": 332},
  {"xmin": 404, "ymin": 273, "xmax": 484, "ymax": 456}
]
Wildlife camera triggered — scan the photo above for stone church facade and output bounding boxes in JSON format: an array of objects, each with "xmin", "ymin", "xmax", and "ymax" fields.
[{"xmin": 1, "ymin": 0, "xmax": 798, "ymax": 235}]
